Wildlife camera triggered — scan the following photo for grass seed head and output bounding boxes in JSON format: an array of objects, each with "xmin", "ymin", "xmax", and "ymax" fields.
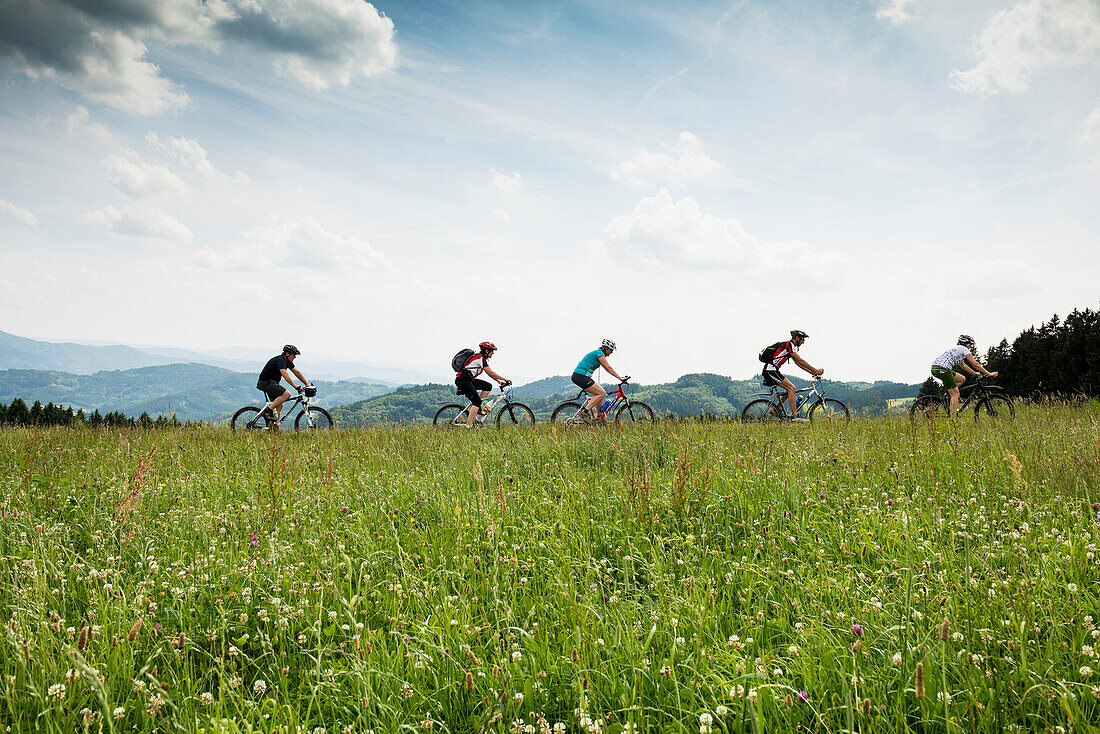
[
  {"xmin": 127, "ymin": 618, "xmax": 143, "ymax": 642},
  {"xmin": 863, "ymin": 698, "xmax": 871, "ymax": 717},
  {"xmin": 915, "ymin": 662, "xmax": 925, "ymax": 699},
  {"xmin": 941, "ymin": 618, "xmax": 950, "ymax": 642}
]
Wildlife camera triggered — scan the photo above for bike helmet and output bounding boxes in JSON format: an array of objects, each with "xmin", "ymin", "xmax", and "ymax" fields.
[
  {"xmin": 790, "ymin": 330, "xmax": 808, "ymax": 340},
  {"xmin": 479, "ymin": 341, "xmax": 497, "ymax": 353},
  {"xmin": 957, "ymin": 334, "xmax": 975, "ymax": 347},
  {"xmin": 601, "ymin": 338, "xmax": 616, "ymax": 351},
  {"xmin": 283, "ymin": 344, "xmax": 301, "ymax": 355}
]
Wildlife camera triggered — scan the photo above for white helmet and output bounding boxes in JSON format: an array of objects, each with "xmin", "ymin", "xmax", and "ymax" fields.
[{"xmin": 601, "ymin": 338, "xmax": 616, "ymax": 351}]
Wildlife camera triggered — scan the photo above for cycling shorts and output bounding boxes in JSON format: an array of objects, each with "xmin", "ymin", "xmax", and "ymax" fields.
[
  {"xmin": 762, "ymin": 365, "xmax": 786, "ymax": 387},
  {"xmin": 456, "ymin": 375, "xmax": 492, "ymax": 406},
  {"xmin": 571, "ymin": 372, "xmax": 596, "ymax": 390},
  {"xmin": 257, "ymin": 380, "xmax": 288, "ymax": 400},
  {"xmin": 931, "ymin": 364, "xmax": 957, "ymax": 389}
]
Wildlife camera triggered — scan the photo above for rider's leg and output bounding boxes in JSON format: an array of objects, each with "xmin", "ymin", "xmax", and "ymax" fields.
[
  {"xmin": 948, "ymin": 373, "xmax": 966, "ymax": 414},
  {"xmin": 456, "ymin": 377, "xmax": 482, "ymax": 427},
  {"xmin": 780, "ymin": 378, "xmax": 798, "ymax": 416},
  {"xmin": 584, "ymin": 384, "xmax": 606, "ymax": 414},
  {"xmin": 269, "ymin": 389, "xmax": 291, "ymax": 419}
]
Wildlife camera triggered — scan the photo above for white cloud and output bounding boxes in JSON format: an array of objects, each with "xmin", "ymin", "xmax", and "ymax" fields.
[
  {"xmin": 1080, "ymin": 101, "xmax": 1100, "ymax": 146},
  {"xmin": 0, "ymin": 200, "xmax": 37, "ymax": 226},
  {"xmin": 611, "ymin": 132, "xmax": 722, "ymax": 188},
  {"xmin": 104, "ymin": 150, "xmax": 189, "ymax": 199},
  {"xmin": 876, "ymin": 0, "xmax": 917, "ymax": 26},
  {"xmin": 194, "ymin": 217, "xmax": 387, "ymax": 272},
  {"xmin": 598, "ymin": 189, "xmax": 846, "ymax": 285},
  {"xmin": 0, "ymin": 0, "xmax": 397, "ymax": 114},
  {"xmin": 490, "ymin": 168, "xmax": 524, "ymax": 193},
  {"xmin": 941, "ymin": 258, "xmax": 1041, "ymax": 296},
  {"xmin": 66, "ymin": 105, "xmax": 115, "ymax": 144},
  {"xmin": 949, "ymin": 0, "xmax": 1100, "ymax": 95},
  {"xmin": 146, "ymin": 132, "xmax": 248, "ymax": 183},
  {"xmin": 82, "ymin": 203, "xmax": 193, "ymax": 243}
]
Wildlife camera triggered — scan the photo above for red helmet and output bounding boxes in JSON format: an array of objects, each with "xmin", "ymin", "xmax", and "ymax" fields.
[{"xmin": 479, "ymin": 341, "xmax": 497, "ymax": 353}]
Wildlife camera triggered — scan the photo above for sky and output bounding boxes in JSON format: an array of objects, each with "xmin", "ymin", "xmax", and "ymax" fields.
[{"xmin": 0, "ymin": 0, "xmax": 1098, "ymax": 384}]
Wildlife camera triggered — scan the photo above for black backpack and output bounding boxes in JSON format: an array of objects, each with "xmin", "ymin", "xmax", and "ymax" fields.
[
  {"xmin": 451, "ymin": 348, "xmax": 475, "ymax": 372},
  {"xmin": 758, "ymin": 341, "xmax": 784, "ymax": 364}
]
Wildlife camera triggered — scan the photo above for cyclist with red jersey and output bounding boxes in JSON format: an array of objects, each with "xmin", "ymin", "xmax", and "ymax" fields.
[
  {"xmin": 455, "ymin": 341, "xmax": 512, "ymax": 428},
  {"xmin": 760, "ymin": 330, "xmax": 824, "ymax": 421}
]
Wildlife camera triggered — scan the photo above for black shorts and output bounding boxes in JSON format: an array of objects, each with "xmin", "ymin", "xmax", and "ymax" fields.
[
  {"xmin": 257, "ymin": 380, "xmax": 288, "ymax": 400},
  {"xmin": 571, "ymin": 372, "xmax": 595, "ymax": 390},
  {"xmin": 762, "ymin": 365, "xmax": 786, "ymax": 387},
  {"xmin": 456, "ymin": 375, "xmax": 492, "ymax": 406}
]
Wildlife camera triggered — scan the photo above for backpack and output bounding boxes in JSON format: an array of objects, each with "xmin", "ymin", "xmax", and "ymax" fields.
[
  {"xmin": 451, "ymin": 348, "xmax": 476, "ymax": 372},
  {"xmin": 758, "ymin": 341, "xmax": 785, "ymax": 364}
]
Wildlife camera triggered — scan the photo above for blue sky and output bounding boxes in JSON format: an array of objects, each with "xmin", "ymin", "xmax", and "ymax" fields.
[{"xmin": 1, "ymin": 0, "xmax": 1097, "ymax": 383}]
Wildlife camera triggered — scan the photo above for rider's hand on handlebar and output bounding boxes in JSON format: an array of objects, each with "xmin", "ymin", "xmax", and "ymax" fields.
[
  {"xmin": 620, "ymin": 375, "xmax": 631, "ymax": 383},
  {"xmin": 500, "ymin": 379, "xmax": 512, "ymax": 387},
  {"xmin": 296, "ymin": 385, "xmax": 304, "ymax": 393}
]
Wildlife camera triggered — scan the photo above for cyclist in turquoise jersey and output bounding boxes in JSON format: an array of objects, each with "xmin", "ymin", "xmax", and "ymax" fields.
[{"xmin": 571, "ymin": 339, "xmax": 628, "ymax": 420}]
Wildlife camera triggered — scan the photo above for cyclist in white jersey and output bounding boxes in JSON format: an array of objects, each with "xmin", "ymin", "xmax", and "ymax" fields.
[{"xmin": 930, "ymin": 335, "xmax": 998, "ymax": 414}]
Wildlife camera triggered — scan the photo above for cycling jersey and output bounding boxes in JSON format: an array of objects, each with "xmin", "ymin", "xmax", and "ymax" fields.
[
  {"xmin": 575, "ymin": 349, "xmax": 605, "ymax": 376},
  {"xmin": 458, "ymin": 352, "xmax": 486, "ymax": 379},
  {"xmin": 765, "ymin": 341, "xmax": 796, "ymax": 368},
  {"xmin": 259, "ymin": 355, "xmax": 293, "ymax": 383},
  {"xmin": 932, "ymin": 346, "xmax": 970, "ymax": 370}
]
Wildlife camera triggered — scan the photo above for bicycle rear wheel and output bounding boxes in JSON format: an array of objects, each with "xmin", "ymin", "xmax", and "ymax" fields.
[
  {"xmin": 616, "ymin": 401, "xmax": 654, "ymax": 423},
  {"xmin": 496, "ymin": 402, "xmax": 536, "ymax": 427},
  {"xmin": 295, "ymin": 407, "xmax": 334, "ymax": 430},
  {"xmin": 433, "ymin": 404, "xmax": 469, "ymax": 427},
  {"xmin": 808, "ymin": 398, "xmax": 849, "ymax": 423},
  {"xmin": 231, "ymin": 406, "xmax": 267, "ymax": 432},
  {"xmin": 909, "ymin": 395, "xmax": 945, "ymax": 419},
  {"xmin": 550, "ymin": 402, "xmax": 584, "ymax": 424},
  {"xmin": 974, "ymin": 394, "xmax": 1014, "ymax": 420},
  {"xmin": 741, "ymin": 399, "xmax": 780, "ymax": 422}
]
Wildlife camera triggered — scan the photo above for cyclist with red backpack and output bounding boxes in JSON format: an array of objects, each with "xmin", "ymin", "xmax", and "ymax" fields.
[
  {"xmin": 759, "ymin": 330, "xmax": 824, "ymax": 421},
  {"xmin": 453, "ymin": 342, "xmax": 512, "ymax": 428}
]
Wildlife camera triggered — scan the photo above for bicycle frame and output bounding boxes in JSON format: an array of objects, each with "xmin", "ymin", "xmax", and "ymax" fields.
[
  {"xmin": 253, "ymin": 392, "xmax": 312, "ymax": 428},
  {"xmin": 754, "ymin": 378, "xmax": 826, "ymax": 416},
  {"xmin": 574, "ymin": 382, "xmax": 629, "ymax": 420},
  {"xmin": 453, "ymin": 385, "xmax": 515, "ymax": 423}
]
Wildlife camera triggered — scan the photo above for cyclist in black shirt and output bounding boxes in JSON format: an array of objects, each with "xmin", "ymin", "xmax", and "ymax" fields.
[{"xmin": 257, "ymin": 345, "xmax": 313, "ymax": 422}]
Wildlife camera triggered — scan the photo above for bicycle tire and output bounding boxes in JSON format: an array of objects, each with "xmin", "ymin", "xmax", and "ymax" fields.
[
  {"xmin": 909, "ymin": 395, "xmax": 945, "ymax": 419},
  {"xmin": 550, "ymin": 402, "xmax": 584, "ymax": 424},
  {"xmin": 231, "ymin": 406, "xmax": 266, "ymax": 432},
  {"xmin": 433, "ymin": 404, "xmax": 470, "ymax": 427},
  {"xmin": 741, "ymin": 399, "xmax": 780, "ymax": 422},
  {"xmin": 808, "ymin": 398, "xmax": 849, "ymax": 423},
  {"xmin": 496, "ymin": 403, "xmax": 536, "ymax": 427},
  {"xmin": 616, "ymin": 401, "xmax": 654, "ymax": 423},
  {"xmin": 974, "ymin": 394, "xmax": 1015, "ymax": 420},
  {"xmin": 295, "ymin": 407, "xmax": 334, "ymax": 430}
]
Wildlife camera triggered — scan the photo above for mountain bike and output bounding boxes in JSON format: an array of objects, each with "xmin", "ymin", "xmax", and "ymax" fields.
[
  {"xmin": 909, "ymin": 374, "xmax": 1014, "ymax": 420},
  {"xmin": 550, "ymin": 378, "xmax": 655, "ymax": 424},
  {"xmin": 741, "ymin": 377, "xmax": 849, "ymax": 423},
  {"xmin": 231, "ymin": 386, "xmax": 334, "ymax": 431},
  {"xmin": 433, "ymin": 384, "xmax": 535, "ymax": 428}
]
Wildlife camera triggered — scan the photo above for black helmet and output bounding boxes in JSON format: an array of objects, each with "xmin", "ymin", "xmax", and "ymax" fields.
[
  {"xmin": 957, "ymin": 334, "xmax": 975, "ymax": 347},
  {"xmin": 283, "ymin": 344, "xmax": 301, "ymax": 355},
  {"xmin": 790, "ymin": 330, "xmax": 808, "ymax": 340}
]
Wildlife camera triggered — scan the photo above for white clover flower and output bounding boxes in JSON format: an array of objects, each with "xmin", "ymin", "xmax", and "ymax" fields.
[
  {"xmin": 113, "ymin": 706, "xmax": 125, "ymax": 719},
  {"xmin": 716, "ymin": 705, "xmax": 728, "ymax": 716},
  {"xmin": 788, "ymin": 645, "xmax": 799, "ymax": 656},
  {"xmin": 1081, "ymin": 666, "xmax": 1094, "ymax": 678},
  {"xmin": 512, "ymin": 650, "xmax": 522, "ymax": 662},
  {"xmin": 892, "ymin": 652, "xmax": 903, "ymax": 666},
  {"xmin": 253, "ymin": 679, "xmax": 267, "ymax": 696},
  {"xmin": 200, "ymin": 692, "xmax": 214, "ymax": 705}
]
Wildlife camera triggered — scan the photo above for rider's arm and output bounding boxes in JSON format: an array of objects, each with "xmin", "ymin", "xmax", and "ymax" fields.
[
  {"xmin": 791, "ymin": 353, "xmax": 824, "ymax": 377},
  {"xmin": 598, "ymin": 356, "xmax": 625, "ymax": 382},
  {"xmin": 963, "ymin": 354, "xmax": 996, "ymax": 377},
  {"xmin": 279, "ymin": 368, "xmax": 301, "ymax": 390},
  {"xmin": 483, "ymin": 366, "xmax": 510, "ymax": 385},
  {"xmin": 291, "ymin": 367, "xmax": 312, "ymax": 387}
]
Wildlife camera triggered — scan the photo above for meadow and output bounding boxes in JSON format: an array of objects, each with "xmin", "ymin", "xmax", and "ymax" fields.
[{"xmin": 2, "ymin": 405, "xmax": 1099, "ymax": 733}]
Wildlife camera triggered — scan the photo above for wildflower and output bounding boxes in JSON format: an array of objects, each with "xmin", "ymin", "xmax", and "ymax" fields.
[
  {"xmin": 938, "ymin": 691, "xmax": 952, "ymax": 704},
  {"xmin": 420, "ymin": 721, "xmax": 433, "ymax": 731},
  {"xmin": 1081, "ymin": 666, "xmax": 1094, "ymax": 678},
  {"xmin": 893, "ymin": 652, "xmax": 903, "ymax": 666},
  {"xmin": 513, "ymin": 692, "xmax": 524, "ymax": 705},
  {"xmin": 730, "ymin": 684, "xmax": 744, "ymax": 699},
  {"xmin": 113, "ymin": 706, "xmax": 125, "ymax": 720},
  {"xmin": 254, "ymin": 679, "xmax": 267, "ymax": 696},
  {"xmin": 747, "ymin": 688, "xmax": 758, "ymax": 703},
  {"xmin": 1069, "ymin": 584, "xmax": 1078, "ymax": 593},
  {"xmin": 699, "ymin": 712, "xmax": 713, "ymax": 734},
  {"xmin": 788, "ymin": 645, "xmax": 799, "ymax": 656},
  {"xmin": 512, "ymin": 650, "xmax": 523, "ymax": 662},
  {"xmin": 660, "ymin": 665, "xmax": 672, "ymax": 678},
  {"xmin": 797, "ymin": 690, "xmax": 809, "ymax": 703},
  {"xmin": 716, "ymin": 705, "xmax": 728, "ymax": 716},
  {"xmin": 676, "ymin": 636, "xmax": 685, "ymax": 645},
  {"xmin": 852, "ymin": 624, "xmax": 863, "ymax": 637},
  {"xmin": 851, "ymin": 639, "xmax": 862, "ymax": 653},
  {"xmin": 200, "ymin": 692, "xmax": 214, "ymax": 705},
  {"xmin": 47, "ymin": 682, "xmax": 66, "ymax": 701}
]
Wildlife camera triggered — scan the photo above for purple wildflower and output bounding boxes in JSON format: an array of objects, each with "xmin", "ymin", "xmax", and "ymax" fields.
[
  {"xmin": 852, "ymin": 624, "xmax": 863, "ymax": 637},
  {"xmin": 797, "ymin": 691, "xmax": 809, "ymax": 703}
]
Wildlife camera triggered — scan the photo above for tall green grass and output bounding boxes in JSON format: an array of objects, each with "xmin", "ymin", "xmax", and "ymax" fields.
[{"xmin": 2, "ymin": 404, "xmax": 1099, "ymax": 733}]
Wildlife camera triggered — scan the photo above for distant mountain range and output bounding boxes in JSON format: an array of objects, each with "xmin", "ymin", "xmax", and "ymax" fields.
[{"xmin": 0, "ymin": 329, "xmax": 439, "ymax": 384}]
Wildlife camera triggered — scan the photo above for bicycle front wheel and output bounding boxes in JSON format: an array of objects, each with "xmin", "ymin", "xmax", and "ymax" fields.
[
  {"xmin": 433, "ymin": 404, "xmax": 469, "ymax": 427},
  {"xmin": 741, "ymin": 399, "xmax": 780, "ymax": 422},
  {"xmin": 550, "ymin": 402, "xmax": 584, "ymax": 424},
  {"xmin": 974, "ymin": 394, "xmax": 1015, "ymax": 420},
  {"xmin": 808, "ymin": 398, "xmax": 849, "ymax": 423},
  {"xmin": 496, "ymin": 403, "xmax": 536, "ymax": 427},
  {"xmin": 231, "ymin": 406, "xmax": 265, "ymax": 432},
  {"xmin": 295, "ymin": 407, "xmax": 334, "ymax": 430},
  {"xmin": 909, "ymin": 395, "xmax": 945, "ymax": 419},
  {"xmin": 616, "ymin": 401, "xmax": 654, "ymax": 423}
]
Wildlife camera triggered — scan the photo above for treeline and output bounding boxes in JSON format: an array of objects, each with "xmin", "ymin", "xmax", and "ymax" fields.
[
  {"xmin": 983, "ymin": 307, "xmax": 1100, "ymax": 398},
  {"xmin": 0, "ymin": 398, "xmax": 182, "ymax": 428}
]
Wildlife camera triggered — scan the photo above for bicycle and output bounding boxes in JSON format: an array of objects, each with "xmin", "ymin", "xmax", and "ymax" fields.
[
  {"xmin": 740, "ymin": 377, "xmax": 850, "ymax": 423},
  {"xmin": 550, "ymin": 378, "xmax": 655, "ymax": 424},
  {"xmin": 230, "ymin": 386, "xmax": 334, "ymax": 431},
  {"xmin": 909, "ymin": 374, "xmax": 1014, "ymax": 420},
  {"xmin": 433, "ymin": 383, "xmax": 535, "ymax": 428}
]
